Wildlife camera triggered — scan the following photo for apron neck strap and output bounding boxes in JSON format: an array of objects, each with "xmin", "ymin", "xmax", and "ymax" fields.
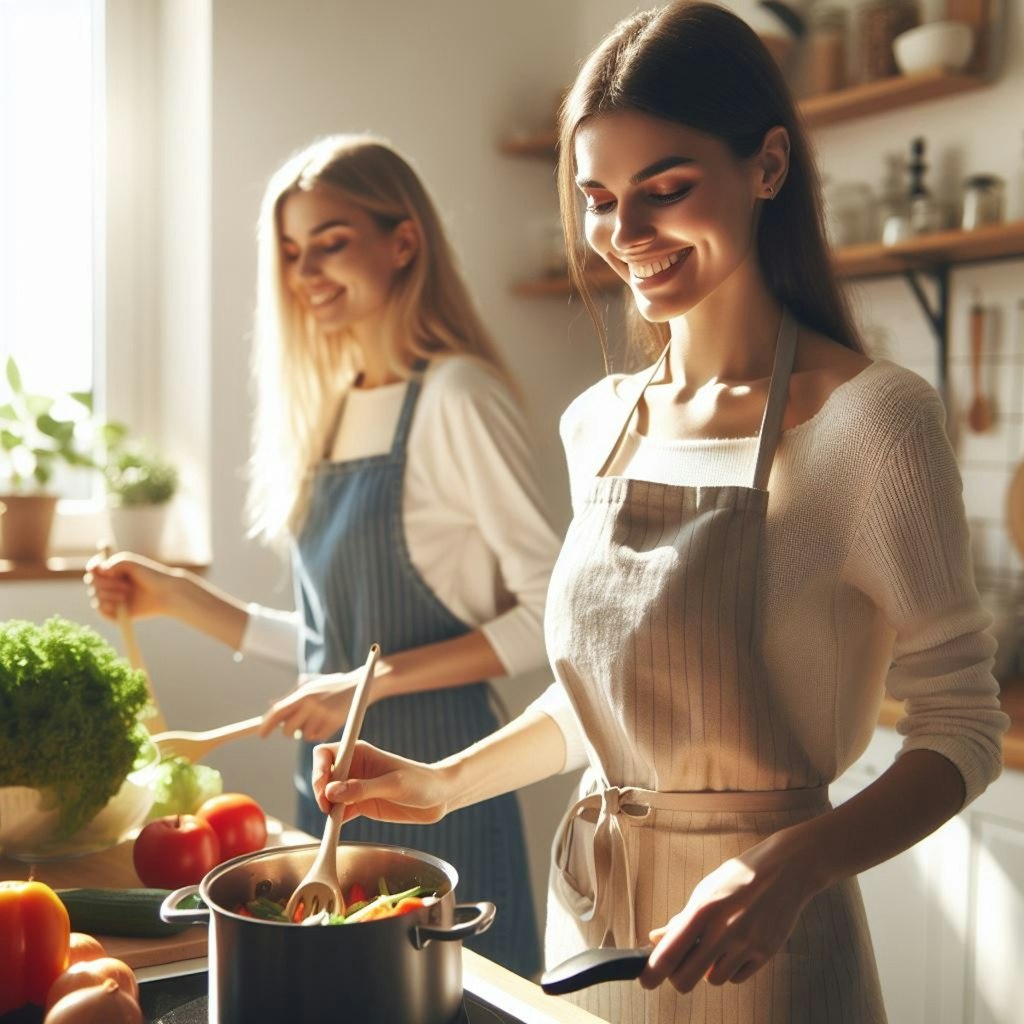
[
  {"xmin": 750, "ymin": 307, "xmax": 797, "ymax": 491},
  {"xmin": 596, "ymin": 344, "xmax": 671, "ymax": 478},
  {"xmin": 597, "ymin": 309, "xmax": 798, "ymax": 487},
  {"xmin": 389, "ymin": 358, "xmax": 429, "ymax": 459}
]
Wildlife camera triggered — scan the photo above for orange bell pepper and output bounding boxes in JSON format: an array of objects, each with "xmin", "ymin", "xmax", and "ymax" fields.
[{"xmin": 0, "ymin": 880, "xmax": 71, "ymax": 1013}]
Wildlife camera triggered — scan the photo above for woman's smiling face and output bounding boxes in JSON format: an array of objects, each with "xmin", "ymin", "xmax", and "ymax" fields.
[
  {"xmin": 574, "ymin": 109, "xmax": 763, "ymax": 322},
  {"xmin": 278, "ymin": 184, "xmax": 411, "ymax": 335}
]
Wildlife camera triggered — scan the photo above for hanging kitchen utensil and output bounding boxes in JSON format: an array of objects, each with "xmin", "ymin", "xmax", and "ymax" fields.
[
  {"xmin": 285, "ymin": 643, "xmax": 380, "ymax": 920},
  {"xmin": 1007, "ymin": 461, "xmax": 1024, "ymax": 561},
  {"xmin": 967, "ymin": 296, "xmax": 993, "ymax": 432},
  {"xmin": 100, "ymin": 543, "xmax": 169, "ymax": 733},
  {"xmin": 150, "ymin": 714, "xmax": 264, "ymax": 763},
  {"xmin": 541, "ymin": 945, "xmax": 653, "ymax": 995}
]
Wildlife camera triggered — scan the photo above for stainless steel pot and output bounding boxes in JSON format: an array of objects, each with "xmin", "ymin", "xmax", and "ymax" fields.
[{"xmin": 161, "ymin": 841, "xmax": 495, "ymax": 1024}]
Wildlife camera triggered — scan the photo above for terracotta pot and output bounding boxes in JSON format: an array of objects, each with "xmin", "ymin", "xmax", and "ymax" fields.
[{"xmin": 0, "ymin": 493, "xmax": 58, "ymax": 561}]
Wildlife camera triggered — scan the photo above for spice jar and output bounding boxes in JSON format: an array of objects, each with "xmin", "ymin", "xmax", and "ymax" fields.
[
  {"xmin": 961, "ymin": 174, "xmax": 1005, "ymax": 230},
  {"xmin": 807, "ymin": 5, "xmax": 848, "ymax": 96},
  {"xmin": 854, "ymin": 0, "xmax": 919, "ymax": 83}
]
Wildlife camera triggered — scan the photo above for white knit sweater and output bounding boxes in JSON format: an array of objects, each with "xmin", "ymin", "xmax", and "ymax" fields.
[{"xmin": 531, "ymin": 358, "xmax": 1008, "ymax": 806}]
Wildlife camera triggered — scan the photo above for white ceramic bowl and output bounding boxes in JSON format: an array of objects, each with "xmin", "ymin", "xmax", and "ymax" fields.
[
  {"xmin": 0, "ymin": 737, "xmax": 160, "ymax": 861},
  {"xmin": 893, "ymin": 21, "xmax": 975, "ymax": 75}
]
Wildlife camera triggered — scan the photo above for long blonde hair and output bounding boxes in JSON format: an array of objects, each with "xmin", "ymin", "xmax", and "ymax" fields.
[{"xmin": 247, "ymin": 134, "xmax": 513, "ymax": 545}]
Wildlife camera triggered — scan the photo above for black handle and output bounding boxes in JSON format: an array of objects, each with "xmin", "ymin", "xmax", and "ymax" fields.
[{"xmin": 541, "ymin": 946, "xmax": 653, "ymax": 995}]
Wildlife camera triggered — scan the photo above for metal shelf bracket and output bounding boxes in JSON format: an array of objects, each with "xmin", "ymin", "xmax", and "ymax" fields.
[{"xmin": 902, "ymin": 264, "xmax": 950, "ymax": 402}]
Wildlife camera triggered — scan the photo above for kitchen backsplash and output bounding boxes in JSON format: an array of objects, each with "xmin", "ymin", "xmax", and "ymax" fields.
[{"xmin": 851, "ymin": 258, "xmax": 1024, "ymax": 679}]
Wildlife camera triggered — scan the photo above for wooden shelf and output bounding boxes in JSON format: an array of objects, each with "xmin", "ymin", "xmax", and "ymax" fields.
[
  {"xmin": 0, "ymin": 555, "xmax": 208, "ymax": 582},
  {"xmin": 512, "ymin": 265, "xmax": 621, "ymax": 297},
  {"xmin": 513, "ymin": 221, "xmax": 1024, "ymax": 296},
  {"xmin": 833, "ymin": 220, "xmax": 1024, "ymax": 279},
  {"xmin": 800, "ymin": 69, "xmax": 987, "ymax": 129},
  {"xmin": 499, "ymin": 130, "xmax": 557, "ymax": 159},
  {"xmin": 500, "ymin": 70, "xmax": 989, "ymax": 158}
]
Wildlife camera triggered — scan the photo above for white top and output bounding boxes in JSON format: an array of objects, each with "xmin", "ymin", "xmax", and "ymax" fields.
[
  {"xmin": 242, "ymin": 356, "xmax": 562, "ymax": 678},
  {"xmin": 531, "ymin": 358, "xmax": 1008, "ymax": 806}
]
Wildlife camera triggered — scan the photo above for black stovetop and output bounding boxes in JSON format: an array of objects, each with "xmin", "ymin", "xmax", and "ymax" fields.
[{"xmin": 139, "ymin": 971, "xmax": 521, "ymax": 1023}]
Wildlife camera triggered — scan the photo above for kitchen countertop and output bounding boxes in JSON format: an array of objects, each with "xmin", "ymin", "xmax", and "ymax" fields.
[
  {"xmin": 0, "ymin": 821, "xmax": 604, "ymax": 1024},
  {"xmin": 877, "ymin": 678, "xmax": 1024, "ymax": 773}
]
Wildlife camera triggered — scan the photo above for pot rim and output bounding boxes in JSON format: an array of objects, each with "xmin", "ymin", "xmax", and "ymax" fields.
[{"xmin": 197, "ymin": 840, "xmax": 461, "ymax": 924}]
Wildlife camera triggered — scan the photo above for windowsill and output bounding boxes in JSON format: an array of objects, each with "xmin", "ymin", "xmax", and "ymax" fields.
[{"xmin": 0, "ymin": 555, "xmax": 210, "ymax": 582}]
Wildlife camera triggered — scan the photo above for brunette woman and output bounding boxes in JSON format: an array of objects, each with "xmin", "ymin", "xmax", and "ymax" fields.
[
  {"xmin": 308, "ymin": 5, "xmax": 1008, "ymax": 1019},
  {"xmin": 86, "ymin": 134, "xmax": 557, "ymax": 976}
]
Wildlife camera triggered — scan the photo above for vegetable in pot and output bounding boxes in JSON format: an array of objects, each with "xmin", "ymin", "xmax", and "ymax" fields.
[
  {"xmin": 0, "ymin": 617, "xmax": 150, "ymax": 837},
  {"xmin": 0, "ymin": 879, "xmax": 71, "ymax": 1014}
]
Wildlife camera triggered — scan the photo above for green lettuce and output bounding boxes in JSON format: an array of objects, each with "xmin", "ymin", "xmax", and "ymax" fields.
[
  {"xmin": 0, "ymin": 616, "xmax": 150, "ymax": 837},
  {"xmin": 147, "ymin": 756, "xmax": 223, "ymax": 819}
]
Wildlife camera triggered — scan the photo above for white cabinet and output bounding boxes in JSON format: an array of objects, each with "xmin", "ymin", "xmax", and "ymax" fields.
[{"xmin": 831, "ymin": 729, "xmax": 1024, "ymax": 1024}]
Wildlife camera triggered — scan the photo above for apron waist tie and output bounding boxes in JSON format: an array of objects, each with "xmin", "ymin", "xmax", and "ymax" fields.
[{"xmin": 553, "ymin": 783, "xmax": 829, "ymax": 949}]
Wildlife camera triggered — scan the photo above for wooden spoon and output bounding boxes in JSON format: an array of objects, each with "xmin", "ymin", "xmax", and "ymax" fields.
[
  {"xmin": 100, "ymin": 543, "xmax": 169, "ymax": 734},
  {"xmin": 967, "ymin": 298, "xmax": 993, "ymax": 433},
  {"xmin": 285, "ymin": 643, "xmax": 380, "ymax": 922},
  {"xmin": 150, "ymin": 715, "xmax": 264, "ymax": 763}
]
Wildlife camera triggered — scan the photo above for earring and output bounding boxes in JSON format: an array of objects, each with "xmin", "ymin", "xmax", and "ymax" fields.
[{"xmin": 765, "ymin": 184, "xmax": 775, "ymax": 198}]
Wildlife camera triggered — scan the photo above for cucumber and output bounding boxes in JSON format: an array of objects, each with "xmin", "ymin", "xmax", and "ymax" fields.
[{"xmin": 57, "ymin": 887, "xmax": 204, "ymax": 938}]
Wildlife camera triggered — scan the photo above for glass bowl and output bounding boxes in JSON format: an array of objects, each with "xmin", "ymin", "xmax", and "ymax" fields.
[{"xmin": 0, "ymin": 735, "xmax": 161, "ymax": 861}]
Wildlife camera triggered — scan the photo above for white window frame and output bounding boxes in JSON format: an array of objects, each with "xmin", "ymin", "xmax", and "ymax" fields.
[{"xmin": 53, "ymin": 0, "xmax": 211, "ymax": 564}]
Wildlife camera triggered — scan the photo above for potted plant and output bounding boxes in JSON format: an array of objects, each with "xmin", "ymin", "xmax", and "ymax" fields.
[
  {"xmin": 101, "ymin": 422, "xmax": 179, "ymax": 557},
  {"xmin": 0, "ymin": 356, "xmax": 95, "ymax": 561}
]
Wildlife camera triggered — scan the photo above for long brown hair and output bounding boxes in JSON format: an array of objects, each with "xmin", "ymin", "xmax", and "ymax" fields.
[
  {"xmin": 558, "ymin": 0, "xmax": 863, "ymax": 367},
  {"xmin": 247, "ymin": 135, "xmax": 514, "ymax": 545}
]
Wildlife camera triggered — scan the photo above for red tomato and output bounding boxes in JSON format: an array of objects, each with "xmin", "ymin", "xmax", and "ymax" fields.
[
  {"xmin": 347, "ymin": 883, "xmax": 367, "ymax": 906},
  {"xmin": 132, "ymin": 815, "xmax": 221, "ymax": 889},
  {"xmin": 195, "ymin": 793, "xmax": 267, "ymax": 861}
]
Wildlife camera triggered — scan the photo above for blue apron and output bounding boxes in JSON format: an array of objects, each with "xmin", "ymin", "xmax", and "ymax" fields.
[{"xmin": 291, "ymin": 365, "xmax": 541, "ymax": 977}]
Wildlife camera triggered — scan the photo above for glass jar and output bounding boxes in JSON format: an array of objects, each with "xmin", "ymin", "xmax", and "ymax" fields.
[
  {"xmin": 961, "ymin": 174, "xmax": 1005, "ymax": 230},
  {"xmin": 807, "ymin": 5, "xmax": 848, "ymax": 96},
  {"xmin": 854, "ymin": 0, "xmax": 919, "ymax": 83}
]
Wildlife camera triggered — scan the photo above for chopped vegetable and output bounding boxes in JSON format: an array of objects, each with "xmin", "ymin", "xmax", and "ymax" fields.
[
  {"xmin": 0, "ymin": 617, "xmax": 150, "ymax": 837},
  {"xmin": 236, "ymin": 883, "xmax": 436, "ymax": 926},
  {"xmin": 146, "ymin": 756, "xmax": 223, "ymax": 820}
]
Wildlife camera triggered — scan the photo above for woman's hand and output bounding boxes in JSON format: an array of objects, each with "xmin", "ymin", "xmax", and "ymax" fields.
[
  {"xmin": 311, "ymin": 740, "xmax": 453, "ymax": 824},
  {"xmin": 83, "ymin": 551, "xmax": 178, "ymax": 621},
  {"xmin": 259, "ymin": 670, "xmax": 367, "ymax": 741},
  {"xmin": 640, "ymin": 828, "xmax": 820, "ymax": 992}
]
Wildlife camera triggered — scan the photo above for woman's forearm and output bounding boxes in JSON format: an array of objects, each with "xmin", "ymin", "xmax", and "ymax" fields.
[
  {"xmin": 376, "ymin": 629, "xmax": 507, "ymax": 698},
  {"xmin": 786, "ymin": 748, "xmax": 966, "ymax": 892},
  {"xmin": 165, "ymin": 568, "xmax": 251, "ymax": 650},
  {"xmin": 438, "ymin": 708, "xmax": 567, "ymax": 810}
]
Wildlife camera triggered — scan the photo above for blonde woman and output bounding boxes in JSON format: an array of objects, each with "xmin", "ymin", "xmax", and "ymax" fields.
[{"xmin": 86, "ymin": 134, "xmax": 557, "ymax": 976}]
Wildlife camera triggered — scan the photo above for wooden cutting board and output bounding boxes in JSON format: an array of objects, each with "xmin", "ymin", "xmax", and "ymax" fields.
[{"xmin": 0, "ymin": 819, "xmax": 315, "ymax": 969}]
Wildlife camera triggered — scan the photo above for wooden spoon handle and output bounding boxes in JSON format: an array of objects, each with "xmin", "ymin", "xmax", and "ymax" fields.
[
  {"xmin": 329, "ymin": 644, "xmax": 381, "ymax": 785},
  {"xmin": 100, "ymin": 542, "xmax": 168, "ymax": 734}
]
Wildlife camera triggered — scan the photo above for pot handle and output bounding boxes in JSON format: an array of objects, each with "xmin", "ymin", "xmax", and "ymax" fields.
[
  {"xmin": 413, "ymin": 900, "xmax": 495, "ymax": 949},
  {"xmin": 160, "ymin": 885, "xmax": 210, "ymax": 925}
]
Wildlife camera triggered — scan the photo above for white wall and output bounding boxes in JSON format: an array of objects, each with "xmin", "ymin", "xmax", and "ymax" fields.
[{"xmin": 3, "ymin": 0, "xmax": 1022, "ymax": 963}]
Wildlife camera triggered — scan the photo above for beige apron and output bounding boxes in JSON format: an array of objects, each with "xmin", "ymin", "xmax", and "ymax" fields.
[{"xmin": 544, "ymin": 311, "xmax": 886, "ymax": 1023}]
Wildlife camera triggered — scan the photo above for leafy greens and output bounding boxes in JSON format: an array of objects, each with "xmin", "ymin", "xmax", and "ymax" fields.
[{"xmin": 0, "ymin": 616, "xmax": 150, "ymax": 837}]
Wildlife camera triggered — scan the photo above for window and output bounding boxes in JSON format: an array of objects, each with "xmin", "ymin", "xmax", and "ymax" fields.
[{"xmin": 0, "ymin": 0, "xmax": 102, "ymax": 501}]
